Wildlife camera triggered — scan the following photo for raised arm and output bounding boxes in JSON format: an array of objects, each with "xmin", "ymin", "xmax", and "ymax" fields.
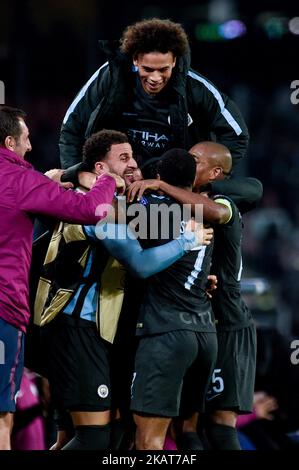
[
  {"xmin": 84, "ymin": 223, "xmax": 213, "ymax": 279},
  {"xmin": 17, "ymin": 169, "xmax": 115, "ymax": 225},
  {"xmin": 127, "ymin": 179, "xmax": 231, "ymax": 224}
]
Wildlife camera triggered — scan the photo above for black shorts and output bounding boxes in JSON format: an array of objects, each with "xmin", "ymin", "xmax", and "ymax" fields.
[
  {"xmin": 206, "ymin": 323, "xmax": 256, "ymax": 414},
  {"xmin": 41, "ymin": 316, "xmax": 111, "ymax": 411},
  {"xmin": 131, "ymin": 330, "xmax": 217, "ymax": 417}
]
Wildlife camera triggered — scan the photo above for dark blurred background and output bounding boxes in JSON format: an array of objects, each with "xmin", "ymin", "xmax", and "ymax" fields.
[
  {"xmin": 1, "ymin": 0, "xmax": 299, "ymax": 441},
  {"xmin": 1, "ymin": 0, "xmax": 299, "ymax": 335}
]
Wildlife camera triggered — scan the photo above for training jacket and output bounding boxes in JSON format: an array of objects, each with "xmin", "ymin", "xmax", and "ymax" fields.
[
  {"xmin": 0, "ymin": 147, "xmax": 115, "ymax": 332},
  {"xmin": 60, "ymin": 41, "xmax": 249, "ymax": 168}
]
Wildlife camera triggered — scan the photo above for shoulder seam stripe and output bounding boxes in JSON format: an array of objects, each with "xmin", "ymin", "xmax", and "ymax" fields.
[
  {"xmin": 188, "ymin": 71, "xmax": 242, "ymax": 136},
  {"xmin": 63, "ymin": 62, "xmax": 109, "ymax": 124}
]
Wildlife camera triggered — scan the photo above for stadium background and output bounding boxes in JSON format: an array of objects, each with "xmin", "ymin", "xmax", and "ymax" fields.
[{"xmin": 1, "ymin": 0, "xmax": 299, "ymax": 446}]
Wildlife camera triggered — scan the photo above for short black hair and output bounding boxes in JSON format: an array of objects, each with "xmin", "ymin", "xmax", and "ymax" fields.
[
  {"xmin": 140, "ymin": 156, "xmax": 161, "ymax": 180},
  {"xmin": 157, "ymin": 148, "xmax": 196, "ymax": 187},
  {"xmin": 0, "ymin": 105, "xmax": 26, "ymax": 146},
  {"xmin": 83, "ymin": 129, "xmax": 129, "ymax": 171}
]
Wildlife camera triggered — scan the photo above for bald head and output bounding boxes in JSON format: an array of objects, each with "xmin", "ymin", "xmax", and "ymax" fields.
[{"xmin": 189, "ymin": 141, "xmax": 232, "ymax": 189}]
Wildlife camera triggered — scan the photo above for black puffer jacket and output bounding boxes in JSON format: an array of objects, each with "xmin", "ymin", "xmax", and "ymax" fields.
[{"xmin": 59, "ymin": 41, "xmax": 249, "ymax": 168}]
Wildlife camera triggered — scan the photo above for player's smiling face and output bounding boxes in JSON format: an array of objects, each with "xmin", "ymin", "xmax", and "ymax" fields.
[
  {"xmin": 106, "ymin": 143, "xmax": 138, "ymax": 187},
  {"xmin": 134, "ymin": 52, "xmax": 176, "ymax": 95}
]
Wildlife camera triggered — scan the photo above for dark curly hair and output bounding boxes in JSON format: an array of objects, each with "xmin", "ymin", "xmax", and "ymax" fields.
[
  {"xmin": 83, "ymin": 129, "xmax": 129, "ymax": 171},
  {"xmin": 120, "ymin": 18, "xmax": 189, "ymax": 58}
]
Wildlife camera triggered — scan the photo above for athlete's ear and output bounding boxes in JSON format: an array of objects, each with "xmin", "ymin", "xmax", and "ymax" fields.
[
  {"xmin": 172, "ymin": 57, "xmax": 177, "ymax": 68},
  {"xmin": 211, "ymin": 166, "xmax": 222, "ymax": 180},
  {"xmin": 94, "ymin": 161, "xmax": 109, "ymax": 175},
  {"xmin": 4, "ymin": 135, "xmax": 16, "ymax": 151}
]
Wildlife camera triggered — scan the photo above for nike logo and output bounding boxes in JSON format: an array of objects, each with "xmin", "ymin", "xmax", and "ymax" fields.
[{"xmin": 206, "ymin": 392, "xmax": 222, "ymax": 401}]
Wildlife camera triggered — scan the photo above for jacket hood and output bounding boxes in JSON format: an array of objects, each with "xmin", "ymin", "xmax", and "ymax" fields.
[
  {"xmin": 98, "ymin": 39, "xmax": 120, "ymax": 58},
  {"xmin": 98, "ymin": 39, "xmax": 191, "ymax": 74},
  {"xmin": 98, "ymin": 39, "xmax": 131, "ymax": 66},
  {"xmin": 176, "ymin": 45, "xmax": 191, "ymax": 75}
]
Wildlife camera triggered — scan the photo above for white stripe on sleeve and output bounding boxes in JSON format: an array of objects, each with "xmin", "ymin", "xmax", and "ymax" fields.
[
  {"xmin": 63, "ymin": 62, "xmax": 108, "ymax": 124},
  {"xmin": 188, "ymin": 71, "xmax": 242, "ymax": 135}
]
